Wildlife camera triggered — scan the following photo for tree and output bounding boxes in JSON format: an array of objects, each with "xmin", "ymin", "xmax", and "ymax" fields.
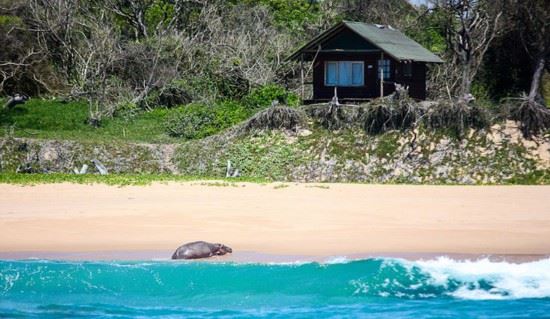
[
  {"xmin": 514, "ymin": 0, "xmax": 549, "ymax": 105},
  {"xmin": 505, "ymin": 0, "xmax": 550, "ymax": 137},
  {"xmin": 431, "ymin": 0, "xmax": 502, "ymax": 101},
  {"xmin": 0, "ymin": 0, "xmax": 59, "ymax": 95}
]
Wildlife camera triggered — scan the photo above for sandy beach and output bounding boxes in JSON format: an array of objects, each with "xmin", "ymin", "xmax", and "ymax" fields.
[{"xmin": 1, "ymin": 182, "xmax": 550, "ymax": 259}]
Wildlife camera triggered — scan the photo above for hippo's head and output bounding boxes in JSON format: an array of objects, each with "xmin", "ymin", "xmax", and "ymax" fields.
[{"xmin": 214, "ymin": 244, "xmax": 233, "ymax": 255}]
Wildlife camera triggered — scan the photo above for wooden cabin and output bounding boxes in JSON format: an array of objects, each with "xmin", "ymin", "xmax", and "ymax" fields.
[{"xmin": 288, "ymin": 21, "xmax": 443, "ymax": 103}]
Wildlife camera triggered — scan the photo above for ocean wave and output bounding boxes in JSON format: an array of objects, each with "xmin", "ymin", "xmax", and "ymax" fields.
[
  {"xmin": 402, "ymin": 257, "xmax": 550, "ymax": 300},
  {"xmin": 1, "ymin": 257, "xmax": 549, "ymax": 303}
]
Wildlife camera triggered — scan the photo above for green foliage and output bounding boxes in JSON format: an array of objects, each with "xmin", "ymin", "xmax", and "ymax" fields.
[
  {"xmin": 170, "ymin": 69, "xmax": 249, "ymax": 103},
  {"xmin": 215, "ymin": 100, "xmax": 250, "ymax": 127},
  {"xmin": 171, "ymin": 77, "xmax": 219, "ymax": 103},
  {"xmin": 225, "ymin": 133, "xmax": 304, "ymax": 180},
  {"xmin": 0, "ymin": 99, "xmax": 91, "ymax": 131},
  {"xmin": 0, "ymin": 173, "xmax": 266, "ymax": 186},
  {"xmin": 471, "ymin": 81, "xmax": 493, "ymax": 107},
  {"xmin": 0, "ymin": 99, "xmax": 178, "ymax": 142},
  {"xmin": 374, "ymin": 133, "xmax": 400, "ymax": 158},
  {"xmin": 165, "ymin": 103, "xmax": 215, "ymax": 139},
  {"xmin": 243, "ymin": 84, "xmax": 299, "ymax": 110},
  {"xmin": 145, "ymin": 0, "xmax": 176, "ymax": 29},
  {"xmin": 405, "ymin": 10, "xmax": 447, "ymax": 54},
  {"xmin": 236, "ymin": 0, "xmax": 322, "ymax": 33},
  {"xmin": 165, "ymin": 101, "xmax": 249, "ymax": 139},
  {"xmin": 504, "ymin": 170, "xmax": 550, "ymax": 185},
  {"xmin": 0, "ymin": 15, "xmax": 22, "ymax": 26}
]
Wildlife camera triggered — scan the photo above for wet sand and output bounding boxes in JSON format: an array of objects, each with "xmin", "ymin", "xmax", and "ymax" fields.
[
  {"xmin": 0, "ymin": 250, "xmax": 547, "ymax": 264},
  {"xmin": 1, "ymin": 182, "xmax": 550, "ymax": 260}
]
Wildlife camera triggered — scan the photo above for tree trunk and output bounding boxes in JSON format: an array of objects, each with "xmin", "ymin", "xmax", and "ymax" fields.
[
  {"xmin": 528, "ymin": 55, "xmax": 546, "ymax": 102},
  {"xmin": 460, "ymin": 61, "xmax": 473, "ymax": 100}
]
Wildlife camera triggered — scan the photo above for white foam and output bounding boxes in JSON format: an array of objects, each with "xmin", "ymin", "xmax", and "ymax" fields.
[
  {"xmin": 405, "ymin": 257, "xmax": 550, "ymax": 300},
  {"xmin": 324, "ymin": 256, "xmax": 351, "ymax": 264}
]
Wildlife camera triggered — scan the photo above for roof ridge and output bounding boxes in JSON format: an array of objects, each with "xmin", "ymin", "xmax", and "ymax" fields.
[{"xmin": 288, "ymin": 21, "xmax": 443, "ymax": 63}]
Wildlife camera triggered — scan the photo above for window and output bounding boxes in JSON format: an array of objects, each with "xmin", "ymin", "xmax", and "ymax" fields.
[
  {"xmin": 378, "ymin": 59, "xmax": 391, "ymax": 80},
  {"xmin": 325, "ymin": 61, "xmax": 364, "ymax": 87},
  {"xmin": 403, "ymin": 63, "xmax": 413, "ymax": 78}
]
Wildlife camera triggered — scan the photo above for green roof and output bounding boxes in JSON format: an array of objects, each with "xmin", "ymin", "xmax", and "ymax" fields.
[{"xmin": 289, "ymin": 21, "xmax": 444, "ymax": 63}]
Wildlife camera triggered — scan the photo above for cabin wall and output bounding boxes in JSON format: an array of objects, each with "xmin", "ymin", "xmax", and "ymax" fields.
[
  {"xmin": 394, "ymin": 62, "xmax": 426, "ymax": 100},
  {"xmin": 312, "ymin": 52, "xmax": 398, "ymax": 100},
  {"xmin": 312, "ymin": 53, "xmax": 428, "ymax": 101}
]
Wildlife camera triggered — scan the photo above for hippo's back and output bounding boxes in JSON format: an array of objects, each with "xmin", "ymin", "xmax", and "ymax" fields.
[{"xmin": 172, "ymin": 241, "xmax": 215, "ymax": 259}]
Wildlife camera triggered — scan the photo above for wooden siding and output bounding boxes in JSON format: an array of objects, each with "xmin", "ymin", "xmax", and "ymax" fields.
[
  {"xmin": 312, "ymin": 53, "xmax": 427, "ymax": 101},
  {"xmin": 394, "ymin": 62, "xmax": 427, "ymax": 100}
]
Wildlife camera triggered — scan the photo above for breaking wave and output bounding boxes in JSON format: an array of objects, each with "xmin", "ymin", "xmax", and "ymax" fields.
[{"xmin": 1, "ymin": 257, "xmax": 549, "ymax": 318}]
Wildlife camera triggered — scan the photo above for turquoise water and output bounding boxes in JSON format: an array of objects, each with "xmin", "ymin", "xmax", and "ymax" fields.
[{"xmin": 1, "ymin": 257, "xmax": 549, "ymax": 318}]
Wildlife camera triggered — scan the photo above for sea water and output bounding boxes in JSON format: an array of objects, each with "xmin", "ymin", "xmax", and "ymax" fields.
[{"xmin": 1, "ymin": 257, "xmax": 549, "ymax": 318}]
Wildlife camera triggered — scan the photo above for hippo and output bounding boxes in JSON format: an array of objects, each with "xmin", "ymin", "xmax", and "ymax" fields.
[{"xmin": 171, "ymin": 241, "xmax": 233, "ymax": 260}]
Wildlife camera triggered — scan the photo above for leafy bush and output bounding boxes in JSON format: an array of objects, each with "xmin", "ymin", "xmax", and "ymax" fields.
[
  {"xmin": 165, "ymin": 103, "xmax": 215, "ymax": 139},
  {"xmin": 143, "ymin": 86, "xmax": 192, "ymax": 110},
  {"xmin": 243, "ymin": 84, "xmax": 299, "ymax": 110},
  {"xmin": 215, "ymin": 100, "xmax": 250, "ymax": 128},
  {"xmin": 234, "ymin": 0, "xmax": 322, "ymax": 34},
  {"xmin": 165, "ymin": 101, "xmax": 248, "ymax": 139}
]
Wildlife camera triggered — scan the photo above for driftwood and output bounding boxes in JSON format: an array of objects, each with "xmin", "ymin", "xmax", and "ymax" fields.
[
  {"xmin": 91, "ymin": 159, "xmax": 108, "ymax": 175},
  {"xmin": 225, "ymin": 160, "xmax": 240, "ymax": 178},
  {"xmin": 73, "ymin": 164, "xmax": 89, "ymax": 175}
]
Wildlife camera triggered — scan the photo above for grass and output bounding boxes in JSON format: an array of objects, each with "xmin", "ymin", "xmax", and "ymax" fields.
[
  {"xmin": 0, "ymin": 173, "xmax": 266, "ymax": 186},
  {"xmin": 1, "ymin": 168, "xmax": 549, "ymax": 186},
  {"xmin": 0, "ymin": 99, "xmax": 182, "ymax": 143},
  {"xmin": 374, "ymin": 132, "xmax": 400, "ymax": 158}
]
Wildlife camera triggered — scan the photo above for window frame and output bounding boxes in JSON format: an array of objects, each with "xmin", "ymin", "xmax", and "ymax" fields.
[
  {"xmin": 324, "ymin": 61, "xmax": 365, "ymax": 87},
  {"xmin": 378, "ymin": 59, "xmax": 391, "ymax": 80},
  {"xmin": 403, "ymin": 63, "xmax": 413, "ymax": 78}
]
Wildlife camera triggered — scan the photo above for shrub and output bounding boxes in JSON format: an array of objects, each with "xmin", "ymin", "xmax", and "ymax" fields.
[
  {"xmin": 214, "ymin": 100, "xmax": 250, "ymax": 128},
  {"xmin": 113, "ymin": 101, "xmax": 141, "ymax": 120},
  {"xmin": 165, "ymin": 101, "xmax": 248, "ymax": 139},
  {"xmin": 303, "ymin": 103, "xmax": 362, "ymax": 130},
  {"xmin": 362, "ymin": 97, "xmax": 418, "ymax": 135},
  {"xmin": 165, "ymin": 103, "xmax": 215, "ymax": 139},
  {"xmin": 424, "ymin": 100, "xmax": 490, "ymax": 137},
  {"xmin": 502, "ymin": 94, "xmax": 550, "ymax": 138},
  {"xmin": 239, "ymin": 106, "xmax": 306, "ymax": 133},
  {"xmin": 243, "ymin": 84, "xmax": 299, "ymax": 110}
]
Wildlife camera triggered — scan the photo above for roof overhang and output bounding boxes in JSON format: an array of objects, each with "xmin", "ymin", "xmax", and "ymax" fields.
[{"xmin": 287, "ymin": 21, "xmax": 444, "ymax": 64}]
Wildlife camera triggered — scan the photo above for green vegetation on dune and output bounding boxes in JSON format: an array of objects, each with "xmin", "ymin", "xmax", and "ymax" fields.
[
  {"xmin": 2, "ymin": 94, "xmax": 550, "ymax": 185},
  {"xmin": 0, "ymin": 173, "xmax": 266, "ymax": 186},
  {"xmin": 165, "ymin": 101, "xmax": 249, "ymax": 139},
  {"xmin": 0, "ymin": 99, "xmax": 178, "ymax": 143},
  {"xmin": 175, "ymin": 122, "xmax": 550, "ymax": 185},
  {"xmin": 1, "ymin": 0, "xmax": 549, "ymax": 185},
  {"xmin": 0, "ymin": 84, "xmax": 300, "ymax": 143}
]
